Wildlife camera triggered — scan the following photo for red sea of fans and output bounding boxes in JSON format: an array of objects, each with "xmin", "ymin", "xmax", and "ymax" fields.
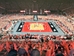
[{"xmin": 0, "ymin": 40, "xmax": 74, "ymax": 56}]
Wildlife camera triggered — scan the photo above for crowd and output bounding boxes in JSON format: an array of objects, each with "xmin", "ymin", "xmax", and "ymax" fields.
[
  {"xmin": 1, "ymin": 34, "xmax": 73, "ymax": 41},
  {"xmin": 0, "ymin": 14, "xmax": 74, "ymax": 56},
  {"xmin": 0, "ymin": 40, "xmax": 74, "ymax": 56},
  {"xmin": 56, "ymin": 20, "xmax": 73, "ymax": 35},
  {"xmin": 0, "ymin": 14, "xmax": 33, "ymax": 29},
  {"xmin": 38, "ymin": 14, "xmax": 74, "ymax": 32},
  {"xmin": 0, "ymin": 14, "xmax": 74, "ymax": 37},
  {"xmin": 0, "ymin": 14, "xmax": 74, "ymax": 33}
]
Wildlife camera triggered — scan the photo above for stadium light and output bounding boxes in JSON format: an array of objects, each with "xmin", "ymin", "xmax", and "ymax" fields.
[
  {"xmin": 20, "ymin": 10, "xmax": 25, "ymax": 13},
  {"xmin": 44, "ymin": 10, "xmax": 50, "ymax": 13},
  {"xmin": 33, "ymin": 10, "xmax": 37, "ymax": 13}
]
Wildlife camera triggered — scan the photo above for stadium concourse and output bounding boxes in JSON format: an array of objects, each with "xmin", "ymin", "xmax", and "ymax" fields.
[{"xmin": 0, "ymin": 14, "xmax": 74, "ymax": 56}]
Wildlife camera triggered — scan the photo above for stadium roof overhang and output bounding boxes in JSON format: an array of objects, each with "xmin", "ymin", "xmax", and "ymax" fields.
[{"xmin": 0, "ymin": 0, "xmax": 74, "ymax": 14}]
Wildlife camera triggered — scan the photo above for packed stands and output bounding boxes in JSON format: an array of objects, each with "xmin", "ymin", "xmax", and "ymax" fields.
[
  {"xmin": 0, "ymin": 14, "xmax": 74, "ymax": 56},
  {"xmin": 0, "ymin": 39, "xmax": 74, "ymax": 56}
]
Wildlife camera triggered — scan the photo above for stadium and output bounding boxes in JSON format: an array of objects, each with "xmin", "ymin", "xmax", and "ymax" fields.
[{"xmin": 0, "ymin": 0, "xmax": 74, "ymax": 56}]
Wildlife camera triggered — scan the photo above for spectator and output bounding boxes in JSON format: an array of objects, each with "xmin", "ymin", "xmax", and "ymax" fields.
[
  {"xmin": 30, "ymin": 49, "xmax": 40, "ymax": 56},
  {"xmin": 18, "ymin": 46, "xmax": 28, "ymax": 56},
  {"xmin": 69, "ymin": 49, "xmax": 74, "ymax": 56},
  {"xmin": 7, "ymin": 47, "xmax": 17, "ymax": 56},
  {"xmin": 56, "ymin": 50, "xmax": 64, "ymax": 56}
]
